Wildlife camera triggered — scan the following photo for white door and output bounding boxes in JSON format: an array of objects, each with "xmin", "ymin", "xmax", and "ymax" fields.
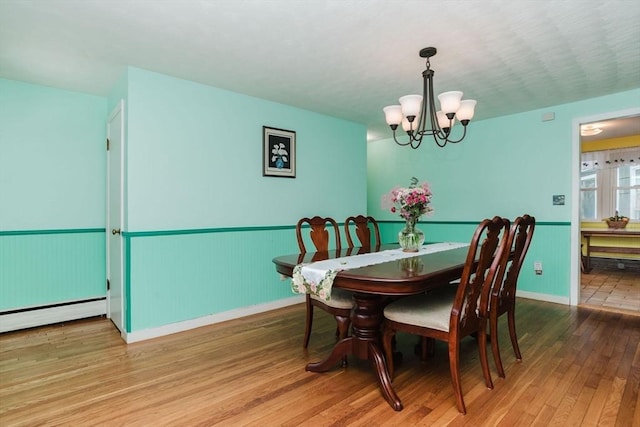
[{"xmin": 107, "ymin": 100, "xmax": 125, "ymax": 333}]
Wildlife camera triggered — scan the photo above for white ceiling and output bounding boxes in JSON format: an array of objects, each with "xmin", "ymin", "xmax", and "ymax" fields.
[{"xmin": 1, "ymin": 0, "xmax": 639, "ymax": 141}]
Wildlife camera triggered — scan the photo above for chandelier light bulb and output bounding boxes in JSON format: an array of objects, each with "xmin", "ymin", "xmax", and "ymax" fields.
[
  {"xmin": 456, "ymin": 100, "xmax": 477, "ymax": 122},
  {"xmin": 437, "ymin": 91, "xmax": 463, "ymax": 115},
  {"xmin": 383, "ymin": 105, "xmax": 403, "ymax": 126},
  {"xmin": 436, "ymin": 111, "xmax": 452, "ymax": 129},
  {"xmin": 402, "ymin": 115, "xmax": 419, "ymax": 132},
  {"xmin": 399, "ymin": 95, "xmax": 423, "ymax": 118}
]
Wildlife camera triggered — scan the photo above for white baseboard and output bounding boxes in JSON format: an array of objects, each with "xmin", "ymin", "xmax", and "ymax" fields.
[
  {"xmin": 0, "ymin": 299, "xmax": 107, "ymax": 333},
  {"xmin": 124, "ymin": 295, "xmax": 305, "ymax": 343},
  {"xmin": 516, "ymin": 290, "xmax": 570, "ymax": 305}
]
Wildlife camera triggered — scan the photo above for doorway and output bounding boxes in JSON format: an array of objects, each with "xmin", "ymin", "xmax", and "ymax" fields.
[{"xmin": 574, "ymin": 110, "xmax": 640, "ymax": 315}]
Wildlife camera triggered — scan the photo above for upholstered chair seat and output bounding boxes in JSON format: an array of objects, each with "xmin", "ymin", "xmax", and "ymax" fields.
[
  {"xmin": 384, "ymin": 292, "xmax": 454, "ymax": 332},
  {"xmin": 309, "ymin": 288, "xmax": 354, "ymax": 309}
]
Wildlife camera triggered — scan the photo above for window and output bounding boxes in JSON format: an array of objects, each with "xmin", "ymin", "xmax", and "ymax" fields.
[
  {"xmin": 580, "ymin": 169, "xmax": 597, "ymax": 219},
  {"xmin": 616, "ymin": 164, "xmax": 640, "ymax": 220},
  {"xmin": 580, "ymin": 148, "xmax": 640, "ymax": 221}
]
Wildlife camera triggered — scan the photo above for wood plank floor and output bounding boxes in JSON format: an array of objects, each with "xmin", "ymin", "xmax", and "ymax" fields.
[{"xmin": 1, "ymin": 298, "xmax": 639, "ymax": 426}]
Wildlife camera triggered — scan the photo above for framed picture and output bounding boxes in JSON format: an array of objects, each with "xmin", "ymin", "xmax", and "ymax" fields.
[{"xmin": 263, "ymin": 126, "xmax": 296, "ymax": 178}]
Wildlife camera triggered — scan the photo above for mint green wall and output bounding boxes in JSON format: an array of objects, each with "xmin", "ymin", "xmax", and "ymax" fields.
[
  {"xmin": 0, "ymin": 231, "xmax": 105, "ymax": 310},
  {"xmin": 0, "ymin": 79, "xmax": 107, "ymax": 229},
  {"xmin": 0, "ymin": 79, "xmax": 107, "ymax": 309},
  {"xmin": 0, "ymin": 71, "xmax": 366, "ymax": 331},
  {"xmin": 121, "ymin": 67, "xmax": 367, "ymax": 331},
  {"xmin": 3, "ymin": 68, "xmax": 635, "ymax": 329},
  {"xmin": 126, "ymin": 228, "xmax": 297, "ymax": 331},
  {"xmin": 368, "ymin": 88, "xmax": 640, "ymax": 299},
  {"xmin": 126, "ymin": 67, "xmax": 366, "ymax": 231}
]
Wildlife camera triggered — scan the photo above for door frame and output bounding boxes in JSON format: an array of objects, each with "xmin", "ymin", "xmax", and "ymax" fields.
[
  {"xmin": 570, "ymin": 106, "xmax": 640, "ymax": 306},
  {"xmin": 106, "ymin": 99, "xmax": 125, "ymax": 334}
]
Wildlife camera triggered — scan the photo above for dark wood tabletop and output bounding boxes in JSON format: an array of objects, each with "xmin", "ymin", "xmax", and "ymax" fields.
[
  {"xmin": 273, "ymin": 243, "xmax": 470, "ymax": 295},
  {"xmin": 273, "ymin": 243, "xmax": 471, "ymax": 411}
]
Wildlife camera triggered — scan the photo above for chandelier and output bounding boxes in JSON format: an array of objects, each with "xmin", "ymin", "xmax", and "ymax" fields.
[{"xmin": 383, "ymin": 47, "xmax": 477, "ymax": 149}]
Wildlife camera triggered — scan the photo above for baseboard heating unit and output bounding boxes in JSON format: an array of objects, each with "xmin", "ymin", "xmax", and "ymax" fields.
[{"xmin": 0, "ymin": 298, "xmax": 107, "ymax": 333}]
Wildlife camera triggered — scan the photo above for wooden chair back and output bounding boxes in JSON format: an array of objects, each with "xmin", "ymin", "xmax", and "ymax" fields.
[
  {"xmin": 452, "ymin": 216, "xmax": 510, "ymax": 336},
  {"xmin": 491, "ymin": 215, "xmax": 536, "ymax": 312},
  {"xmin": 295, "ymin": 216, "xmax": 342, "ymax": 253},
  {"xmin": 344, "ymin": 215, "xmax": 381, "ymax": 249}
]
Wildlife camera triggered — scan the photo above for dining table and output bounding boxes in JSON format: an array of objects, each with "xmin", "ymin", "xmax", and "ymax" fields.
[{"xmin": 272, "ymin": 243, "xmax": 472, "ymax": 411}]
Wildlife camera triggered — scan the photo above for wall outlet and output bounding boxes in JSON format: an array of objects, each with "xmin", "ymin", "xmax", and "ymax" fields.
[{"xmin": 534, "ymin": 261, "xmax": 543, "ymax": 275}]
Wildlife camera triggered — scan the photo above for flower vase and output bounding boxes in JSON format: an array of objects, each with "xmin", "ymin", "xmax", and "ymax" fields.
[{"xmin": 398, "ymin": 218, "xmax": 424, "ymax": 252}]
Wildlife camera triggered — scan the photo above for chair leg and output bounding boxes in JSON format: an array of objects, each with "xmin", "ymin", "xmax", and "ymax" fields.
[
  {"xmin": 507, "ymin": 308, "xmax": 522, "ymax": 361},
  {"xmin": 303, "ymin": 296, "xmax": 313, "ymax": 348},
  {"xmin": 418, "ymin": 337, "xmax": 435, "ymax": 360},
  {"xmin": 381, "ymin": 325, "xmax": 396, "ymax": 380},
  {"xmin": 336, "ymin": 315, "xmax": 350, "ymax": 367},
  {"xmin": 478, "ymin": 326, "xmax": 494, "ymax": 389},
  {"xmin": 336, "ymin": 315, "xmax": 350, "ymax": 341},
  {"xmin": 490, "ymin": 314, "xmax": 505, "ymax": 378},
  {"xmin": 448, "ymin": 339, "xmax": 466, "ymax": 415}
]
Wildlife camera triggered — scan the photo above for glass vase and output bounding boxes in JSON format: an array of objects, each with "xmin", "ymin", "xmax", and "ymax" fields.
[{"xmin": 398, "ymin": 218, "xmax": 424, "ymax": 252}]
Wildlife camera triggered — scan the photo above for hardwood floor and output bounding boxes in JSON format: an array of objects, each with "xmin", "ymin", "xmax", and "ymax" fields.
[{"xmin": 1, "ymin": 298, "xmax": 639, "ymax": 426}]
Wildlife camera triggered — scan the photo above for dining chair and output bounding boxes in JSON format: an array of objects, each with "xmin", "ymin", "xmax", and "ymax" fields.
[
  {"xmin": 296, "ymin": 216, "xmax": 354, "ymax": 352},
  {"xmin": 344, "ymin": 215, "xmax": 381, "ymax": 249},
  {"xmin": 381, "ymin": 216, "xmax": 510, "ymax": 414},
  {"xmin": 487, "ymin": 214, "xmax": 535, "ymax": 378}
]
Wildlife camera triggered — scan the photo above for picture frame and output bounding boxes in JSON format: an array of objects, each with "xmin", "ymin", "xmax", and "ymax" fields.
[{"xmin": 263, "ymin": 126, "xmax": 296, "ymax": 178}]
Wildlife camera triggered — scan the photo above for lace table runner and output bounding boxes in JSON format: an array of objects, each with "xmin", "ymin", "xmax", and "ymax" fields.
[{"xmin": 291, "ymin": 242, "xmax": 469, "ymax": 301}]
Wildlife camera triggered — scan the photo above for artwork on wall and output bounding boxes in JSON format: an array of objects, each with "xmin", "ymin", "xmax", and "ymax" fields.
[{"xmin": 263, "ymin": 126, "xmax": 296, "ymax": 178}]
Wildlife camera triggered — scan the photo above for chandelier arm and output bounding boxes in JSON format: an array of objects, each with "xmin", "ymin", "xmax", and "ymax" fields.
[
  {"xmin": 433, "ymin": 126, "xmax": 452, "ymax": 141},
  {"xmin": 407, "ymin": 114, "xmax": 422, "ymax": 144},
  {"xmin": 392, "ymin": 129, "xmax": 422, "ymax": 149},
  {"xmin": 431, "ymin": 125, "xmax": 468, "ymax": 146},
  {"xmin": 433, "ymin": 135, "xmax": 449, "ymax": 148}
]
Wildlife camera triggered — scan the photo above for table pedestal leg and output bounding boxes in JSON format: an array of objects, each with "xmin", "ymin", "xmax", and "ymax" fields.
[
  {"xmin": 306, "ymin": 338, "xmax": 352, "ymax": 372},
  {"xmin": 369, "ymin": 341, "xmax": 403, "ymax": 411},
  {"xmin": 305, "ymin": 293, "xmax": 403, "ymax": 411}
]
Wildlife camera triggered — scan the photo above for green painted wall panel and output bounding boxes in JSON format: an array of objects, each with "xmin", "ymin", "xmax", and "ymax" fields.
[
  {"xmin": 0, "ymin": 232, "xmax": 106, "ymax": 310},
  {"xmin": 0, "ymin": 79, "xmax": 108, "ymax": 313},
  {"xmin": 120, "ymin": 67, "xmax": 367, "ymax": 331},
  {"xmin": 127, "ymin": 228, "xmax": 299, "ymax": 331},
  {"xmin": 517, "ymin": 224, "xmax": 571, "ymax": 297}
]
